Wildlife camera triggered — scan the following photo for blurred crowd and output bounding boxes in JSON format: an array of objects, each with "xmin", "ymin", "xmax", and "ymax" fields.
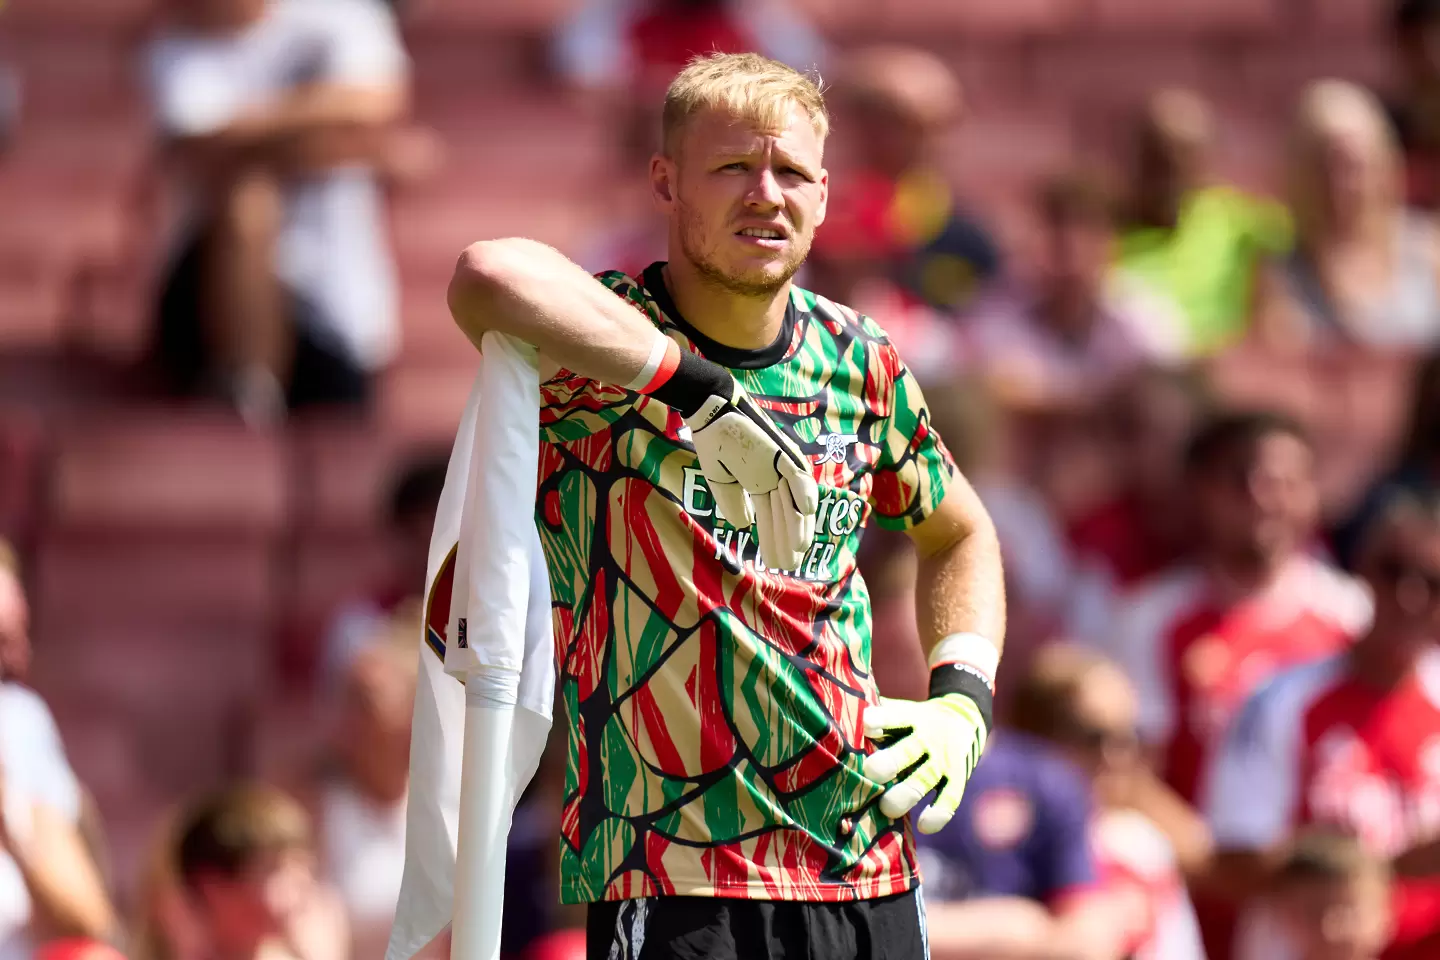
[{"xmin": 5, "ymin": 0, "xmax": 1440, "ymax": 959}]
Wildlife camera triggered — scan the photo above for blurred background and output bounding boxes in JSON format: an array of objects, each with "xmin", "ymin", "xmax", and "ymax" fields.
[{"xmin": 2, "ymin": 0, "xmax": 1440, "ymax": 959}]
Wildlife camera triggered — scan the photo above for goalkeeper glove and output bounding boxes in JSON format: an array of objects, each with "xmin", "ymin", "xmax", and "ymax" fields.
[
  {"xmin": 632, "ymin": 336, "xmax": 819, "ymax": 571},
  {"xmin": 862, "ymin": 633, "xmax": 998, "ymax": 834}
]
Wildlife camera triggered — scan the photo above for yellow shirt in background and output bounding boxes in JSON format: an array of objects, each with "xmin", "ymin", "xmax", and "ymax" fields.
[{"xmin": 1116, "ymin": 186, "xmax": 1293, "ymax": 355}]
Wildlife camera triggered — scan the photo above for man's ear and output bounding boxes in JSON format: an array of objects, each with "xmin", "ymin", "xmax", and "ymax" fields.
[
  {"xmin": 815, "ymin": 167, "xmax": 829, "ymax": 228},
  {"xmin": 650, "ymin": 153, "xmax": 677, "ymax": 210}
]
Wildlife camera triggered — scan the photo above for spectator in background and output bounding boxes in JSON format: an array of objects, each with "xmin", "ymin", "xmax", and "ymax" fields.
[
  {"xmin": 321, "ymin": 453, "xmax": 447, "ymax": 690},
  {"xmin": 305, "ymin": 640, "xmax": 413, "ymax": 958},
  {"xmin": 1115, "ymin": 88, "xmax": 1292, "ymax": 354},
  {"xmin": 1390, "ymin": 0, "xmax": 1440, "ymax": 210},
  {"xmin": 1205, "ymin": 489, "xmax": 1440, "ymax": 960},
  {"xmin": 0, "ymin": 545, "xmax": 116, "ymax": 958},
  {"xmin": 915, "ymin": 649, "xmax": 1137, "ymax": 960},
  {"xmin": 1065, "ymin": 366, "xmax": 1212, "ymax": 645},
  {"xmin": 1336, "ymin": 350, "xmax": 1440, "ymax": 568},
  {"xmin": 1007, "ymin": 645, "xmax": 1208, "ymax": 960},
  {"xmin": 1267, "ymin": 831, "xmax": 1394, "ymax": 960},
  {"xmin": 1252, "ymin": 80, "xmax": 1440, "ymax": 352},
  {"xmin": 1216, "ymin": 82, "xmax": 1429, "ymax": 520},
  {"xmin": 553, "ymin": 0, "xmax": 824, "ymax": 99},
  {"xmin": 962, "ymin": 172, "xmax": 1186, "ymax": 419},
  {"xmin": 921, "ymin": 379, "xmax": 1074, "ymax": 681},
  {"xmin": 144, "ymin": 0, "xmax": 413, "ymax": 425},
  {"xmin": 1107, "ymin": 413, "xmax": 1370, "ymax": 959},
  {"xmin": 173, "ymin": 785, "xmax": 348, "ymax": 960},
  {"xmin": 818, "ymin": 46, "xmax": 1000, "ymax": 318}
]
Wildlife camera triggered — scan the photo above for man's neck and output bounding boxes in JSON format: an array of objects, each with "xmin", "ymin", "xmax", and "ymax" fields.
[
  {"xmin": 663, "ymin": 259, "xmax": 790, "ymax": 351},
  {"xmin": 214, "ymin": 933, "xmax": 271, "ymax": 960},
  {"xmin": 1349, "ymin": 629, "xmax": 1423, "ymax": 691},
  {"xmin": 1203, "ymin": 546, "xmax": 1291, "ymax": 601},
  {"xmin": 1038, "ymin": 288, "xmax": 1100, "ymax": 342}
]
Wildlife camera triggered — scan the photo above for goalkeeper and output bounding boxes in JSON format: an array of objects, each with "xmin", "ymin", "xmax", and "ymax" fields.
[{"xmin": 448, "ymin": 52, "xmax": 1006, "ymax": 960}]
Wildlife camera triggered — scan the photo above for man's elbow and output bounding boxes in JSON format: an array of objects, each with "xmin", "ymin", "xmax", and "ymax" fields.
[{"xmin": 448, "ymin": 238, "xmax": 531, "ymax": 341}]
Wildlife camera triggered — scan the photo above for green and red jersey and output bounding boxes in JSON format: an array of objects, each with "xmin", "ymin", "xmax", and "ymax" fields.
[{"xmin": 537, "ymin": 262, "xmax": 955, "ymax": 904}]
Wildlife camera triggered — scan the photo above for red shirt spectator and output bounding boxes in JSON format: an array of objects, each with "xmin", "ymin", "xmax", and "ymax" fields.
[
  {"xmin": 1113, "ymin": 555, "xmax": 1371, "ymax": 805},
  {"xmin": 1206, "ymin": 487, "xmax": 1440, "ymax": 959}
]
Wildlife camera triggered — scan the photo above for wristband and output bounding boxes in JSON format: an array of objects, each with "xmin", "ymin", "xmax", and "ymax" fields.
[
  {"xmin": 646, "ymin": 349, "xmax": 734, "ymax": 419},
  {"xmin": 927, "ymin": 632, "xmax": 998, "ymax": 733},
  {"xmin": 624, "ymin": 335, "xmax": 681, "ymax": 394}
]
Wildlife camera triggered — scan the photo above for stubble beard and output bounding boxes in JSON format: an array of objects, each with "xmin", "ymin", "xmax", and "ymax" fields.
[{"xmin": 676, "ymin": 200, "xmax": 809, "ymax": 298}]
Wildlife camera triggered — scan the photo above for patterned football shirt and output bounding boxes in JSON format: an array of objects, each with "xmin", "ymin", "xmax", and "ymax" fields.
[{"xmin": 537, "ymin": 263, "xmax": 956, "ymax": 904}]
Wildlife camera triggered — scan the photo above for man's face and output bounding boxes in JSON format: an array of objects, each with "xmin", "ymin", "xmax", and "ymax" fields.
[
  {"xmin": 1042, "ymin": 217, "xmax": 1112, "ymax": 305},
  {"xmin": 196, "ymin": 849, "xmax": 316, "ymax": 946},
  {"xmin": 1277, "ymin": 876, "xmax": 1391, "ymax": 960},
  {"xmin": 1109, "ymin": 378, "xmax": 1200, "ymax": 500},
  {"xmin": 1194, "ymin": 433, "xmax": 1318, "ymax": 565},
  {"xmin": 1362, "ymin": 518, "xmax": 1440, "ymax": 647},
  {"xmin": 652, "ymin": 105, "xmax": 828, "ymax": 297},
  {"xmin": 1065, "ymin": 665, "xmax": 1142, "ymax": 780}
]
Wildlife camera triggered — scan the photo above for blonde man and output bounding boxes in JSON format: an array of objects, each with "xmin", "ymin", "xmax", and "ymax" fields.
[{"xmin": 449, "ymin": 53, "xmax": 1005, "ymax": 960}]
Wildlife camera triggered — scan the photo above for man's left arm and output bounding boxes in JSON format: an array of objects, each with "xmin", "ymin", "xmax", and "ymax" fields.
[{"xmin": 861, "ymin": 355, "xmax": 1006, "ymax": 835}]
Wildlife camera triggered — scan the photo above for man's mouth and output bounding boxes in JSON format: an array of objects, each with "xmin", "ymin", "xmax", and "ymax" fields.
[{"xmin": 737, "ymin": 227, "xmax": 786, "ymax": 240}]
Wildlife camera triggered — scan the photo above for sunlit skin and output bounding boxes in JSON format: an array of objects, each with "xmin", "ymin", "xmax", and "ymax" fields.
[
  {"xmin": 1275, "ymin": 874, "xmax": 1392, "ymax": 960},
  {"xmin": 1195, "ymin": 433, "xmax": 1320, "ymax": 574},
  {"xmin": 648, "ymin": 105, "xmax": 828, "ymax": 350},
  {"xmin": 1351, "ymin": 517, "xmax": 1440, "ymax": 684}
]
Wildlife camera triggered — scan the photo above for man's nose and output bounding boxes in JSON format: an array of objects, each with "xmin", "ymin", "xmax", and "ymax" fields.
[{"xmin": 745, "ymin": 168, "xmax": 783, "ymax": 209}]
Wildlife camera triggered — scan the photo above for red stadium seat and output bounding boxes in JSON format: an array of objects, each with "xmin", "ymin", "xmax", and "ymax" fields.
[
  {"xmin": 379, "ymin": 364, "xmax": 476, "ymax": 448},
  {"xmin": 1027, "ymin": 39, "xmax": 1220, "ymax": 111},
  {"xmin": 1091, "ymin": 0, "xmax": 1284, "ymax": 32},
  {"xmin": 1, "ymin": 0, "xmax": 159, "ymax": 31},
  {"xmin": 402, "ymin": 0, "xmax": 579, "ymax": 32},
  {"xmin": 398, "ymin": 283, "xmax": 469, "ymax": 366},
  {"xmin": 1309, "ymin": 0, "xmax": 1386, "ymax": 37},
  {"xmin": 286, "ymin": 418, "xmax": 398, "ymax": 533},
  {"xmin": 48, "ymin": 412, "xmax": 287, "ymax": 533},
  {"xmin": 32, "ymin": 534, "xmax": 277, "ymax": 625},
  {"xmin": 874, "ymin": 0, "xmax": 1080, "ymax": 35},
  {"xmin": 1234, "ymin": 43, "xmax": 1393, "ymax": 110}
]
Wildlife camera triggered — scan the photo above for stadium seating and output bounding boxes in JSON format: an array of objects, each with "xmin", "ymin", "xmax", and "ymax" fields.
[{"xmin": 0, "ymin": 0, "xmax": 1396, "ymax": 901}]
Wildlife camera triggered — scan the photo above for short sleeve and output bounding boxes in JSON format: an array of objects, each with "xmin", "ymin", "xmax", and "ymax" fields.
[
  {"xmin": 319, "ymin": 0, "xmax": 409, "ymax": 85},
  {"xmin": 868, "ymin": 350, "xmax": 955, "ymax": 531},
  {"xmin": 1035, "ymin": 762, "xmax": 1097, "ymax": 901},
  {"xmin": 538, "ymin": 271, "xmax": 655, "ymax": 444},
  {"xmin": 0, "ymin": 686, "xmax": 81, "ymax": 822},
  {"xmin": 146, "ymin": 37, "xmax": 243, "ymax": 137},
  {"xmin": 1203, "ymin": 670, "xmax": 1314, "ymax": 852}
]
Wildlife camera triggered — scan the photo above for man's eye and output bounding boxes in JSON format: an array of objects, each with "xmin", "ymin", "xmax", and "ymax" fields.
[{"xmin": 721, "ymin": 162, "xmax": 748, "ymax": 172}]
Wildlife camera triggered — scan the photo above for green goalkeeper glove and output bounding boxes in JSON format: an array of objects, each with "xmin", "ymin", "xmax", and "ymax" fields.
[{"xmin": 862, "ymin": 633, "xmax": 998, "ymax": 834}]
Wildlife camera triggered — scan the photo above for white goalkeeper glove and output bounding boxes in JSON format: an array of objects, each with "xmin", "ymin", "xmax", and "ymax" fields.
[
  {"xmin": 633, "ymin": 337, "xmax": 819, "ymax": 571},
  {"xmin": 862, "ymin": 633, "xmax": 998, "ymax": 834}
]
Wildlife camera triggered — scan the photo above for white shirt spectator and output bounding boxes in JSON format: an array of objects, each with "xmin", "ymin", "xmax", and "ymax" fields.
[
  {"xmin": 145, "ymin": 0, "xmax": 408, "ymax": 370},
  {"xmin": 0, "ymin": 683, "xmax": 82, "ymax": 960}
]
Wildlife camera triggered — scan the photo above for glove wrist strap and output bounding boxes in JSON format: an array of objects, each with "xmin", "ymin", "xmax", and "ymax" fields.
[
  {"xmin": 927, "ymin": 632, "xmax": 998, "ymax": 734},
  {"xmin": 639, "ymin": 346, "xmax": 733, "ymax": 420}
]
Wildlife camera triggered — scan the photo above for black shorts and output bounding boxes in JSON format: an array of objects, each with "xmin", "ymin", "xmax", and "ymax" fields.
[
  {"xmin": 585, "ymin": 890, "xmax": 929, "ymax": 960},
  {"xmin": 153, "ymin": 229, "xmax": 370, "ymax": 410}
]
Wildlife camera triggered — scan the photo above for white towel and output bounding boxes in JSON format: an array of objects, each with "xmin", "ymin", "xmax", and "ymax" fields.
[{"xmin": 386, "ymin": 332, "xmax": 556, "ymax": 960}]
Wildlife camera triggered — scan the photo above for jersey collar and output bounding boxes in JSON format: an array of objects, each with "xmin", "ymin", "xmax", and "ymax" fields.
[{"xmin": 642, "ymin": 262, "xmax": 798, "ymax": 370}]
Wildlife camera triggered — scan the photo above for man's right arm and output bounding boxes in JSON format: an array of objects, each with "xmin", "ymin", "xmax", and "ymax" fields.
[
  {"xmin": 450, "ymin": 238, "xmax": 820, "ymax": 568},
  {"xmin": 448, "ymin": 238, "xmax": 666, "ymax": 389}
]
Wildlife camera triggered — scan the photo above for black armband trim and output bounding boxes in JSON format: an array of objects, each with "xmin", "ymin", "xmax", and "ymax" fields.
[{"xmin": 929, "ymin": 664, "xmax": 995, "ymax": 734}]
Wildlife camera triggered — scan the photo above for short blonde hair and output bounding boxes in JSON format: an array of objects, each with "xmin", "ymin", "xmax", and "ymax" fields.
[{"xmin": 662, "ymin": 52, "xmax": 829, "ymax": 156}]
